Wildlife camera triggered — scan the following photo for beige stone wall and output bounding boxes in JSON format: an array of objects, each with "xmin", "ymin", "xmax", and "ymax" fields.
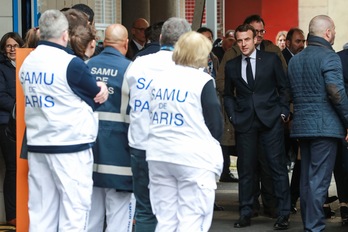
[
  {"xmin": 0, "ymin": 1, "xmax": 14, "ymax": 40},
  {"xmin": 299, "ymin": 0, "xmax": 348, "ymax": 51}
]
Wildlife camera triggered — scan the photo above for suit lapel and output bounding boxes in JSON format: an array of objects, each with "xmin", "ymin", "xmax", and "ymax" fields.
[{"xmin": 237, "ymin": 56, "xmax": 250, "ymax": 88}]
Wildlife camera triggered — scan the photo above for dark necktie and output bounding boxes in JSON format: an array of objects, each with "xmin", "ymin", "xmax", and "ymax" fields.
[{"xmin": 245, "ymin": 57, "xmax": 254, "ymax": 89}]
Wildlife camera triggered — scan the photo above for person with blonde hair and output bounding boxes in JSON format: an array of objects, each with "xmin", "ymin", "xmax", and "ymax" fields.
[
  {"xmin": 146, "ymin": 31, "xmax": 223, "ymax": 231},
  {"xmin": 126, "ymin": 17, "xmax": 191, "ymax": 232},
  {"xmin": 276, "ymin": 30, "xmax": 287, "ymax": 51}
]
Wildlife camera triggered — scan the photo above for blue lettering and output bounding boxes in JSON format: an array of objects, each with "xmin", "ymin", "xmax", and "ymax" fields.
[
  {"xmin": 20, "ymin": 72, "xmax": 54, "ymax": 85},
  {"xmin": 44, "ymin": 96, "xmax": 55, "ymax": 107},
  {"xmin": 176, "ymin": 90, "xmax": 188, "ymax": 102},
  {"xmin": 134, "ymin": 99, "xmax": 149, "ymax": 112},
  {"xmin": 136, "ymin": 78, "xmax": 152, "ymax": 90}
]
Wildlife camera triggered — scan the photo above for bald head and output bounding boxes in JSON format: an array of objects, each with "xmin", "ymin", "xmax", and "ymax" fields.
[
  {"xmin": 104, "ymin": 24, "xmax": 129, "ymax": 55},
  {"xmin": 131, "ymin": 18, "xmax": 149, "ymax": 45},
  {"xmin": 309, "ymin": 15, "xmax": 336, "ymax": 44}
]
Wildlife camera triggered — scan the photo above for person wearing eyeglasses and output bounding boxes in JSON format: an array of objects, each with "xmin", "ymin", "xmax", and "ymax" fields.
[
  {"xmin": 0, "ymin": 32, "xmax": 24, "ymax": 229},
  {"xmin": 215, "ymin": 14, "xmax": 288, "ymax": 220},
  {"xmin": 126, "ymin": 18, "xmax": 149, "ymax": 60}
]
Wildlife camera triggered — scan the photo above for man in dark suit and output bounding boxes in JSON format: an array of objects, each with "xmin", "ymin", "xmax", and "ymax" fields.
[
  {"xmin": 126, "ymin": 18, "xmax": 149, "ymax": 60},
  {"xmin": 282, "ymin": 28, "xmax": 305, "ymax": 64},
  {"xmin": 224, "ymin": 24, "xmax": 291, "ymax": 230}
]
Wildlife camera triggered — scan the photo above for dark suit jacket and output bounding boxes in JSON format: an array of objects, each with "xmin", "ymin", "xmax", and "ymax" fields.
[
  {"xmin": 224, "ymin": 50, "xmax": 290, "ymax": 133},
  {"xmin": 337, "ymin": 49, "xmax": 348, "ymax": 90},
  {"xmin": 282, "ymin": 48, "xmax": 293, "ymax": 65},
  {"xmin": 126, "ymin": 40, "xmax": 140, "ymax": 60}
]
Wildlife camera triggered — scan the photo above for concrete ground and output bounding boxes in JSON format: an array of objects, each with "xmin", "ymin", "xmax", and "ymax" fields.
[{"xmin": 210, "ymin": 169, "xmax": 347, "ymax": 232}]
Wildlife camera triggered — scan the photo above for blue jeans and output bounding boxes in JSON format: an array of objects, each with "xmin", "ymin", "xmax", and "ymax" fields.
[{"xmin": 130, "ymin": 147, "xmax": 157, "ymax": 232}]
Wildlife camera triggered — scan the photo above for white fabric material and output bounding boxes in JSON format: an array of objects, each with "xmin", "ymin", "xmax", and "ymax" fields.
[
  {"xmin": 88, "ymin": 188, "xmax": 135, "ymax": 232},
  {"xmin": 148, "ymin": 161, "xmax": 216, "ymax": 232},
  {"xmin": 20, "ymin": 45, "xmax": 98, "ymax": 147},
  {"xmin": 28, "ymin": 149, "xmax": 93, "ymax": 232},
  {"xmin": 147, "ymin": 65, "xmax": 223, "ymax": 175},
  {"xmin": 126, "ymin": 50, "xmax": 175, "ymax": 150}
]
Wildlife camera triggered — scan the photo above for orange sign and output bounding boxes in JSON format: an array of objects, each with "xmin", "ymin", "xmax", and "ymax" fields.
[{"xmin": 16, "ymin": 48, "xmax": 33, "ymax": 232}]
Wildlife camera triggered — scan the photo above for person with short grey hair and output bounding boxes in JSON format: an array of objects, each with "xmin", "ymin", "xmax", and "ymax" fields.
[
  {"xmin": 147, "ymin": 31, "xmax": 223, "ymax": 231},
  {"xmin": 125, "ymin": 17, "xmax": 191, "ymax": 232},
  {"xmin": 19, "ymin": 9, "xmax": 108, "ymax": 232},
  {"xmin": 159, "ymin": 17, "xmax": 192, "ymax": 46},
  {"xmin": 288, "ymin": 15, "xmax": 348, "ymax": 231}
]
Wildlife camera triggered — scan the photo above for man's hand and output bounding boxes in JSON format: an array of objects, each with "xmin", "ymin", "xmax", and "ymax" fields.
[
  {"xmin": 281, "ymin": 114, "xmax": 290, "ymax": 123},
  {"xmin": 345, "ymin": 129, "xmax": 348, "ymax": 142},
  {"xmin": 94, "ymin": 81, "xmax": 109, "ymax": 104}
]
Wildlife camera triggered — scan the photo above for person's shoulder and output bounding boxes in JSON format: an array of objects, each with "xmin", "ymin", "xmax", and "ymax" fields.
[
  {"xmin": 262, "ymin": 40, "xmax": 281, "ymax": 52},
  {"xmin": 337, "ymin": 49, "xmax": 348, "ymax": 57}
]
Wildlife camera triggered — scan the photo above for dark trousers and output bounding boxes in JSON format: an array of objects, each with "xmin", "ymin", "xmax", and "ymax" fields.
[
  {"xmin": 299, "ymin": 138, "xmax": 337, "ymax": 231},
  {"xmin": 236, "ymin": 117, "xmax": 290, "ymax": 217},
  {"xmin": 220, "ymin": 145, "xmax": 234, "ymax": 177},
  {"xmin": 130, "ymin": 147, "xmax": 157, "ymax": 232},
  {"xmin": 0, "ymin": 124, "xmax": 16, "ymax": 221},
  {"xmin": 334, "ymin": 140, "xmax": 348, "ymax": 203}
]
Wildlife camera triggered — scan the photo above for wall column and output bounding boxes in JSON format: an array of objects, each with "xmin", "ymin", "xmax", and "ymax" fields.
[
  {"xmin": 122, "ymin": 0, "xmax": 150, "ymax": 36},
  {"xmin": 150, "ymin": 0, "xmax": 178, "ymax": 24}
]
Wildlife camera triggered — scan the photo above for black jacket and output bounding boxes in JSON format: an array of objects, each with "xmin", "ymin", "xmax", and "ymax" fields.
[{"xmin": 0, "ymin": 53, "xmax": 16, "ymax": 124}]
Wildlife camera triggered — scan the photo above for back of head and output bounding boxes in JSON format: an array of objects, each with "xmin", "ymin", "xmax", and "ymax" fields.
[
  {"xmin": 63, "ymin": 9, "xmax": 89, "ymax": 36},
  {"xmin": 244, "ymin": 14, "xmax": 265, "ymax": 26},
  {"xmin": 173, "ymin": 31, "xmax": 212, "ymax": 69},
  {"xmin": 145, "ymin": 21, "xmax": 164, "ymax": 43},
  {"xmin": 309, "ymin": 15, "xmax": 333, "ymax": 37},
  {"xmin": 39, "ymin": 9, "xmax": 69, "ymax": 41},
  {"xmin": 160, "ymin": 17, "xmax": 191, "ymax": 46},
  {"xmin": 71, "ymin": 3, "xmax": 94, "ymax": 24},
  {"xmin": 23, "ymin": 27, "xmax": 40, "ymax": 48},
  {"xmin": 70, "ymin": 24, "xmax": 96, "ymax": 59},
  {"xmin": 104, "ymin": 24, "xmax": 128, "ymax": 55}
]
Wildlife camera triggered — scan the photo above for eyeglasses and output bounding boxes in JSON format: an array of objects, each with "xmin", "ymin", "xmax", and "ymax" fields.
[
  {"xmin": 255, "ymin": 29, "xmax": 266, "ymax": 35},
  {"xmin": 5, "ymin": 44, "xmax": 19, "ymax": 50}
]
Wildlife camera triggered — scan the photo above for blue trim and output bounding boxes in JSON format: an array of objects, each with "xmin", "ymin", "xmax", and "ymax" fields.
[
  {"xmin": 13, "ymin": 0, "xmax": 19, "ymax": 32},
  {"xmin": 33, "ymin": 0, "xmax": 38, "ymax": 26}
]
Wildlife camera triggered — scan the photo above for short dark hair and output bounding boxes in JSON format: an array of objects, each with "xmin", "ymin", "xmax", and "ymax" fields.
[
  {"xmin": 145, "ymin": 21, "xmax": 164, "ymax": 42},
  {"xmin": 72, "ymin": 3, "xmax": 94, "ymax": 23},
  {"xmin": 235, "ymin": 24, "xmax": 256, "ymax": 38},
  {"xmin": 243, "ymin": 14, "xmax": 265, "ymax": 26},
  {"xmin": 197, "ymin": 26, "xmax": 214, "ymax": 38},
  {"xmin": 286, "ymin": 28, "xmax": 304, "ymax": 41}
]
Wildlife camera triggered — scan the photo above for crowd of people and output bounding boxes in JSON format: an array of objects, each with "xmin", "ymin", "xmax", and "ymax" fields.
[{"xmin": 0, "ymin": 3, "xmax": 348, "ymax": 232}]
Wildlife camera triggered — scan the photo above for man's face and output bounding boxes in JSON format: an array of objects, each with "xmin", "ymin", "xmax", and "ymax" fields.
[
  {"xmin": 222, "ymin": 33, "xmax": 235, "ymax": 51},
  {"xmin": 287, "ymin": 31, "xmax": 305, "ymax": 55},
  {"xmin": 236, "ymin": 29, "xmax": 257, "ymax": 57},
  {"xmin": 132, "ymin": 20, "xmax": 149, "ymax": 44},
  {"xmin": 249, "ymin": 21, "xmax": 265, "ymax": 45},
  {"xmin": 201, "ymin": 31, "xmax": 213, "ymax": 43}
]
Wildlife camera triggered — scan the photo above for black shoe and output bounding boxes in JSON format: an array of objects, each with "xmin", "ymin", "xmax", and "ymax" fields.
[
  {"xmin": 220, "ymin": 173, "xmax": 239, "ymax": 182},
  {"xmin": 290, "ymin": 204, "xmax": 297, "ymax": 214},
  {"xmin": 274, "ymin": 215, "xmax": 289, "ymax": 230},
  {"xmin": 234, "ymin": 216, "xmax": 251, "ymax": 228},
  {"xmin": 323, "ymin": 206, "xmax": 335, "ymax": 219},
  {"xmin": 340, "ymin": 206, "xmax": 348, "ymax": 226},
  {"xmin": 214, "ymin": 203, "xmax": 224, "ymax": 211}
]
